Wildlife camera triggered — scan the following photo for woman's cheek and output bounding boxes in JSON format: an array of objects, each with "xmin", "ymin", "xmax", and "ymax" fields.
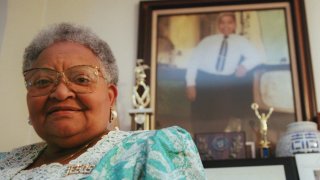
[{"xmin": 27, "ymin": 96, "xmax": 47, "ymax": 122}]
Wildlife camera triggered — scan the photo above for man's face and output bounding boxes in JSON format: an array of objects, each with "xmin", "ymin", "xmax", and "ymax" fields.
[{"xmin": 218, "ymin": 15, "xmax": 236, "ymax": 36}]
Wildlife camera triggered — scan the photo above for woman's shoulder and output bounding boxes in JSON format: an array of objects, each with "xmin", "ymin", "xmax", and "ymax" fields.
[
  {"xmin": 0, "ymin": 152, "xmax": 8, "ymax": 160},
  {"xmin": 130, "ymin": 126, "xmax": 190, "ymax": 139},
  {"xmin": 0, "ymin": 142, "xmax": 46, "ymax": 178},
  {"xmin": 126, "ymin": 126, "xmax": 195, "ymax": 150},
  {"xmin": 90, "ymin": 126, "xmax": 205, "ymax": 179},
  {"xmin": 1, "ymin": 142, "xmax": 46, "ymax": 160}
]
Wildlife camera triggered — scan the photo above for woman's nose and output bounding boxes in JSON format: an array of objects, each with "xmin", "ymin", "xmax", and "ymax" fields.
[{"xmin": 49, "ymin": 78, "xmax": 76, "ymax": 100}]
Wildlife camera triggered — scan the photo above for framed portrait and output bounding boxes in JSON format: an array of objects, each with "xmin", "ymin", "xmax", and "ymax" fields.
[
  {"xmin": 203, "ymin": 157, "xmax": 299, "ymax": 180},
  {"xmin": 137, "ymin": 0, "xmax": 317, "ymax": 155}
]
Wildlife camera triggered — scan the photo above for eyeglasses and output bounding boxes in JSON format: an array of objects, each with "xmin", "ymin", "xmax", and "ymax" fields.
[{"xmin": 23, "ymin": 65, "xmax": 106, "ymax": 97}]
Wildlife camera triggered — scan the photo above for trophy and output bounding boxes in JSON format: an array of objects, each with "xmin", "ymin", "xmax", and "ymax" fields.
[
  {"xmin": 129, "ymin": 59, "xmax": 153, "ymax": 130},
  {"xmin": 251, "ymin": 103, "xmax": 274, "ymax": 158}
]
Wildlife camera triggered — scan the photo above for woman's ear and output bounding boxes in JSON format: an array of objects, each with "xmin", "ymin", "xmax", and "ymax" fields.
[{"xmin": 107, "ymin": 84, "xmax": 118, "ymax": 106}]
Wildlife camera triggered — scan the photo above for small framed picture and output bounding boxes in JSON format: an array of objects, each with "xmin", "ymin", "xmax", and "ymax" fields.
[
  {"xmin": 245, "ymin": 141, "xmax": 256, "ymax": 159},
  {"xmin": 203, "ymin": 157, "xmax": 299, "ymax": 180},
  {"xmin": 195, "ymin": 131, "xmax": 246, "ymax": 160}
]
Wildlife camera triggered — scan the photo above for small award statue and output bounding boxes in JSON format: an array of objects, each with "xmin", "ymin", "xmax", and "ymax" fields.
[
  {"xmin": 251, "ymin": 103, "xmax": 274, "ymax": 158},
  {"xmin": 129, "ymin": 59, "xmax": 153, "ymax": 130}
]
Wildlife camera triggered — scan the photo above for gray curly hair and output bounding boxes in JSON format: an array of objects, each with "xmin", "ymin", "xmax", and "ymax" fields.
[{"xmin": 23, "ymin": 22, "xmax": 118, "ymax": 85}]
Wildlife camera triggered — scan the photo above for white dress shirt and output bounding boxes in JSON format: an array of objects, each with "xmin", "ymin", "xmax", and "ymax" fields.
[{"xmin": 186, "ymin": 34, "xmax": 262, "ymax": 86}]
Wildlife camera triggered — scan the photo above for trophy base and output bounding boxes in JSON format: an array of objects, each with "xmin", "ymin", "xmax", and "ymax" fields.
[
  {"xmin": 259, "ymin": 146, "xmax": 271, "ymax": 158},
  {"xmin": 129, "ymin": 108, "xmax": 153, "ymax": 130}
]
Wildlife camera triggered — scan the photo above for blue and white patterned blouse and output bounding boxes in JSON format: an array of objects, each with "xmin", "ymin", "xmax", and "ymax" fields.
[{"xmin": 0, "ymin": 126, "xmax": 206, "ymax": 179}]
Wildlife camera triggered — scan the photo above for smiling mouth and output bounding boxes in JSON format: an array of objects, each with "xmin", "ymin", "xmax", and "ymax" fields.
[{"xmin": 47, "ymin": 106, "xmax": 81, "ymax": 115}]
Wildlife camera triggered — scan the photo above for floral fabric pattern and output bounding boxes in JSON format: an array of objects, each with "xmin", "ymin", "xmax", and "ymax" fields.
[
  {"xmin": 88, "ymin": 126, "xmax": 206, "ymax": 180},
  {"xmin": 0, "ymin": 126, "xmax": 206, "ymax": 180}
]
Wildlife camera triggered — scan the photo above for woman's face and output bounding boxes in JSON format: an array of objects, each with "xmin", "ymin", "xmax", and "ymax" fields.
[
  {"xmin": 27, "ymin": 41, "xmax": 117, "ymax": 148},
  {"xmin": 218, "ymin": 15, "xmax": 236, "ymax": 36}
]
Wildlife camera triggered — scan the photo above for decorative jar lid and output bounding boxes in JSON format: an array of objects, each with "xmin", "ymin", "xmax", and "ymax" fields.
[{"xmin": 286, "ymin": 121, "xmax": 317, "ymax": 133}]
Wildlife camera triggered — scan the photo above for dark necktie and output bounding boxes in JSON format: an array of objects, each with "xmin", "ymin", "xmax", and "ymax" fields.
[{"xmin": 215, "ymin": 36, "xmax": 228, "ymax": 71}]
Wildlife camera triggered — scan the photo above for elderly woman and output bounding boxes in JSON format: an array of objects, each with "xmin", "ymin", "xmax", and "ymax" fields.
[{"xmin": 0, "ymin": 23, "xmax": 205, "ymax": 179}]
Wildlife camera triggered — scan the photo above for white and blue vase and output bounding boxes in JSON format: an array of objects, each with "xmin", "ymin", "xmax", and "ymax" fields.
[{"xmin": 276, "ymin": 121, "xmax": 320, "ymax": 157}]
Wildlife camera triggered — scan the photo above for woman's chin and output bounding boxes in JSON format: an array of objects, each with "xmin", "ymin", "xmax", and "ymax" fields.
[{"xmin": 45, "ymin": 123, "xmax": 84, "ymax": 138}]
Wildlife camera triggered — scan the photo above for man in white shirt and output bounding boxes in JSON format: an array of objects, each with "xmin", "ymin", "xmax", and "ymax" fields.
[{"xmin": 185, "ymin": 12, "xmax": 262, "ymax": 132}]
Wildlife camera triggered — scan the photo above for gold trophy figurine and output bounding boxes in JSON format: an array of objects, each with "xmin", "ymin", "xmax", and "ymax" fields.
[{"xmin": 251, "ymin": 103, "xmax": 274, "ymax": 158}]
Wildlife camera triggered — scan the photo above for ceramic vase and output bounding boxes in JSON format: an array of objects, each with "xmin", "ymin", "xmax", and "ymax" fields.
[{"xmin": 276, "ymin": 121, "xmax": 320, "ymax": 157}]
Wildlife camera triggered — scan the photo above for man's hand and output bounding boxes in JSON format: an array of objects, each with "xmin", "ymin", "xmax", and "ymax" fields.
[{"xmin": 186, "ymin": 86, "xmax": 196, "ymax": 101}]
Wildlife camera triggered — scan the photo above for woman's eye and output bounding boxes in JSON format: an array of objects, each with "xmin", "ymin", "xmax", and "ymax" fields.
[
  {"xmin": 73, "ymin": 76, "xmax": 92, "ymax": 85},
  {"xmin": 34, "ymin": 79, "xmax": 53, "ymax": 88}
]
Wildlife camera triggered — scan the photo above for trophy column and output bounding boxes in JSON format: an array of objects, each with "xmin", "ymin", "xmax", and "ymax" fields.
[{"xmin": 129, "ymin": 59, "xmax": 153, "ymax": 130}]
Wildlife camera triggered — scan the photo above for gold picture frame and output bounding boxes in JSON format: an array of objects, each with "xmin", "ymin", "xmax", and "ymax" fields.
[{"xmin": 137, "ymin": 0, "xmax": 316, "ymax": 154}]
